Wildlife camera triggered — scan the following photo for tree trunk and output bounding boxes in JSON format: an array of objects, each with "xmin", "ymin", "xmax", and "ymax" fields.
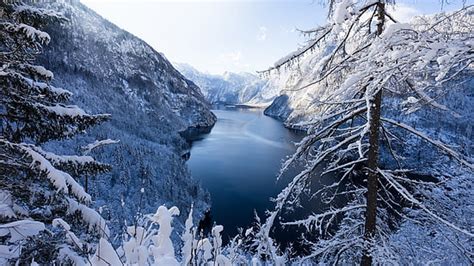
[
  {"xmin": 361, "ymin": 2, "xmax": 385, "ymax": 266},
  {"xmin": 85, "ymin": 175, "xmax": 88, "ymax": 193}
]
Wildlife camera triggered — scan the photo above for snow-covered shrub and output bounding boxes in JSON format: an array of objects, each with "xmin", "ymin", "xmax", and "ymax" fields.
[{"xmin": 92, "ymin": 205, "xmax": 264, "ymax": 266}]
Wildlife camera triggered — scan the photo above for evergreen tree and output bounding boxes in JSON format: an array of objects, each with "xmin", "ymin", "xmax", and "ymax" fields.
[{"xmin": 0, "ymin": 3, "xmax": 112, "ymax": 264}]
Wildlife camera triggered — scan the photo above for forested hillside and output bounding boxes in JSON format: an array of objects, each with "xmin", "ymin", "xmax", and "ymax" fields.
[{"xmin": 36, "ymin": 0, "xmax": 216, "ymax": 235}]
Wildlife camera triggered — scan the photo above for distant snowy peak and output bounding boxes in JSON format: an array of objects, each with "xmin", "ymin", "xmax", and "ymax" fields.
[{"xmin": 175, "ymin": 63, "xmax": 278, "ymax": 106}]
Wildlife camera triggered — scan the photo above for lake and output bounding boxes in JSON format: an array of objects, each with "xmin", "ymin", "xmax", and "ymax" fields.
[{"xmin": 187, "ymin": 107, "xmax": 304, "ymax": 241}]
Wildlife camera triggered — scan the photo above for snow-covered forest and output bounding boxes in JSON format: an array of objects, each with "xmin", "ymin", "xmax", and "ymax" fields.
[{"xmin": 1, "ymin": 0, "xmax": 472, "ymax": 265}]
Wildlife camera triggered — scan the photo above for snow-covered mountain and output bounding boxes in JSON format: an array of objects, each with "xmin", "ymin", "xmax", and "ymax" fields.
[
  {"xmin": 175, "ymin": 63, "xmax": 278, "ymax": 106},
  {"xmin": 35, "ymin": 1, "xmax": 216, "ymax": 233},
  {"xmin": 262, "ymin": 48, "xmax": 335, "ymax": 124}
]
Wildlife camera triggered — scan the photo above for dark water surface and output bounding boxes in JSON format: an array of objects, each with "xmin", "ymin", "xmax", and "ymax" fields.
[{"xmin": 187, "ymin": 107, "xmax": 304, "ymax": 240}]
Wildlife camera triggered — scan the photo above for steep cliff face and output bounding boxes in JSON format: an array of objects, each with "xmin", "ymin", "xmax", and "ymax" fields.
[
  {"xmin": 35, "ymin": 1, "xmax": 216, "ymax": 233},
  {"xmin": 40, "ymin": 2, "xmax": 216, "ymax": 131},
  {"xmin": 261, "ymin": 45, "xmax": 332, "ymax": 125}
]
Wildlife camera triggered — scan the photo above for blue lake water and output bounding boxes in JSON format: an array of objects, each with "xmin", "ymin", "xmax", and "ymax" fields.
[{"xmin": 187, "ymin": 108, "xmax": 303, "ymax": 239}]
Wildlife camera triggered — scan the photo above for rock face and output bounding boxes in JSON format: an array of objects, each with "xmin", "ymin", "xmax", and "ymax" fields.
[
  {"xmin": 36, "ymin": 1, "xmax": 216, "ymax": 233},
  {"xmin": 176, "ymin": 63, "xmax": 278, "ymax": 105},
  {"xmin": 263, "ymin": 95, "xmax": 292, "ymax": 120},
  {"xmin": 261, "ymin": 49, "xmax": 330, "ymax": 125}
]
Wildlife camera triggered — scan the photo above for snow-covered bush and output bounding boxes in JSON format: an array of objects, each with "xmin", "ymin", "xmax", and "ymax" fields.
[{"xmin": 92, "ymin": 205, "xmax": 265, "ymax": 266}]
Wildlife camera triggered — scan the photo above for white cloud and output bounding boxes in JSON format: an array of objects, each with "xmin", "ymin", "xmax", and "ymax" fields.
[
  {"xmin": 257, "ymin": 26, "xmax": 267, "ymax": 41},
  {"xmin": 390, "ymin": 3, "xmax": 421, "ymax": 23}
]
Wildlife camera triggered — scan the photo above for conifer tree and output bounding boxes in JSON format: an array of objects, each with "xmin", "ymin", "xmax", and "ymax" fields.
[{"xmin": 0, "ymin": 3, "xmax": 112, "ymax": 264}]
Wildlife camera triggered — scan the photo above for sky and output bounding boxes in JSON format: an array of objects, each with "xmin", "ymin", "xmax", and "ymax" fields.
[{"xmin": 81, "ymin": 0, "xmax": 468, "ymax": 75}]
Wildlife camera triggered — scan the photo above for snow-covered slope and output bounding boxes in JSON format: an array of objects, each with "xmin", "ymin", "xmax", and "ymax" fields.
[
  {"xmin": 175, "ymin": 63, "xmax": 278, "ymax": 105},
  {"xmin": 262, "ymin": 45, "xmax": 335, "ymax": 125},
  {"xmin": 35, "ymin": 1, "xmax": 216, "ymax": 233}
]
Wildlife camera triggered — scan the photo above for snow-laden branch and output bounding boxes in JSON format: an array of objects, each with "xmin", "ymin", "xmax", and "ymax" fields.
[
  {"xmin": 0, "ymin": 22, "xmax": 50, "ymax": 44},
  {"xmin": 67, "ymin": 197, "xmax": 109, "ymax": 237},
  {"xmin": 258, "ymin": 25, "xmax": 333, "ymax": 74},
  {"xmin": 82, "ymin": 139, "xmax": 120, "ymax": 155},
  {"xmin": 0, "ymin": 139, "xmax": 92, "ymax": 202},
  {"xmin": 0, "ymin": 220, "xmax": 45, "ymax": 242},
  {"xmin": 282, "ymin": 204, "xmax": 366, "ymax": 232},
  {"xmin": 378, "ymin": 169, "xmax": 474, "ymax": 237},
  {"xmin": 381, "ymin": 117, "xmax": 473, "ymax": 169},
  {"xmin": 32, "ymin": 146, "xmax": 95, "ymax": 165}
]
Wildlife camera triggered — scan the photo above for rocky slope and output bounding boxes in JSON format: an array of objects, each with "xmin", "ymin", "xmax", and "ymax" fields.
[{"xmin": 36, "ymin": 1, "xmax": 216, "ymax": 234}]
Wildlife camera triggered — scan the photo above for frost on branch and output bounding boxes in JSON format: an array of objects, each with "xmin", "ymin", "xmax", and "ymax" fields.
[
  {"xmin": 259, "ymin": 2, "xmax": 473, "ymax": 264},
  {"xmin": 96, "ymin": 205, "xmax": 256, "ymax": 265}
]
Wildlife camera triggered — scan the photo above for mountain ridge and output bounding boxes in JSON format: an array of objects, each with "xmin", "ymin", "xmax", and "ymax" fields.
[
  {"xmin": 175, "ymin": 63, "xmax": 278, "ymax": 106},
  {"xmin": 36, "ymin": 0, "xmax": 216, "ymax": 234}
]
